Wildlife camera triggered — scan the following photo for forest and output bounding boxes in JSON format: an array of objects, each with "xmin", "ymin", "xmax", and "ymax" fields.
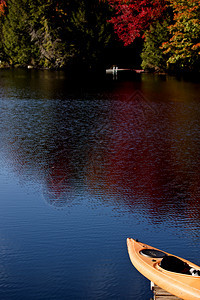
[{"xmin": 0, "ymin": 0, "xmax": 200, "ymax": 73}]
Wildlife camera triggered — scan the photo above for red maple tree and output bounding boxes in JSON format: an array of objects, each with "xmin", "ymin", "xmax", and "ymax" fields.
[{"xmin": 106, "ymin": 0, "xmax": 167, "ymax": 45}]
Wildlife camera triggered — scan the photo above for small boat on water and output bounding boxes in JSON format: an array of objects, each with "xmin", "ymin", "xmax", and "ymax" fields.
[{"xmin": 127, "ymin": 238, "xmax": 200, "ymax": 300}]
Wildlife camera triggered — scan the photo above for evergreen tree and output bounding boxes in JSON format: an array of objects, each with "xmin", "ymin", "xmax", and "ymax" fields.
[
  {"xmin": 29, "ymin": 0, "xmax": 69, "ymax": 68},
  {"xmin": 141, "ymin": 20, "xmax": 170, "ymax": 72},
  {"xmin": 66, "ymin": 0, "xmax": 112, "ymax": 71},
  {"xmin": 0, "ymin": 15, "xmax": 4, "ymax": 62},
  {"xmin": 2, "ymin": 0, "xmax": 34, "ymax": 66},
  {"xmin": 1, "ymin": 0, "xmax": 112, "ymax": 69}
]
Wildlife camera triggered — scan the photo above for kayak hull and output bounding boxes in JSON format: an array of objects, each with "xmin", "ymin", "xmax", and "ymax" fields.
[{"xmin": 127, "ymin": 238, "xmax": 200, "ymax": 300}]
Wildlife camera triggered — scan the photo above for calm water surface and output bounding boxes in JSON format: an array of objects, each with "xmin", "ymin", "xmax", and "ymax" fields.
[{"xmin": 0, "ymin": 70, "xmax": 200, "ymax": 299}]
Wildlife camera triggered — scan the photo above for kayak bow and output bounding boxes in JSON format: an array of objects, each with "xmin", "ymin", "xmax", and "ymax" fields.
[{"xmin": 127, "ymin": 238, "xmax": 200, "ymax": 300}]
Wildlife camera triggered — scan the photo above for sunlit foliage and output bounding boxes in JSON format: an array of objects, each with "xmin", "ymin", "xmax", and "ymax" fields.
[
  {"xmin": 105, "ymin": 0, "xmax": 166, "ymax": 45},
  {"xmin": 162, "ymin": 0, "xmax": 200, "ymax": 71},
  {"xmin": 141, "ymin": 19, "xmax": 170, "ymax": 72}
]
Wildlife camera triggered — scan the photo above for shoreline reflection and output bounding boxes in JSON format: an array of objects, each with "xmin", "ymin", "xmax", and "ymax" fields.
[{"xmin": 1, "ymin": 76, "xmax": 200, "ymax": 231}]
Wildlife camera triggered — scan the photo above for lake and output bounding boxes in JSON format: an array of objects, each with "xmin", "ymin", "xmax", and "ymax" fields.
[{"xmin": 0, "ymin": 69, "xmax": 200, "ymax": 299}]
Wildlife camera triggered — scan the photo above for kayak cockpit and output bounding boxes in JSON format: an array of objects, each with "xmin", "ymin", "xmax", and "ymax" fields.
[
  {"xmin": 160, "ymin": 255, "xmax": 200, "ymax": 276},
  {"xmin": 139, "ymin": 248, "xmax": 200, "ymax": 276}
]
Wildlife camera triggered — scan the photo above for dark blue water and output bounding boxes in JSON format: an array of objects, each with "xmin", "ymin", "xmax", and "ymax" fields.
[{"xmin": 0, "ymin": 69, "xmax": 200, "ymax": 299}]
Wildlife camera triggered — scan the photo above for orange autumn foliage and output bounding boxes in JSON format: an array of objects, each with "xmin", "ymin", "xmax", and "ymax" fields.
[{"xmin": 0, "ymin": 0, "xmax": 7, "ymax": 15}]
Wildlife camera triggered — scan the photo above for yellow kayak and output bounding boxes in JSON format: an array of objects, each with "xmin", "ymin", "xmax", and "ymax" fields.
[{"xmin": 127, "ymin": 238, "xmax": 200, "ymax": 300}]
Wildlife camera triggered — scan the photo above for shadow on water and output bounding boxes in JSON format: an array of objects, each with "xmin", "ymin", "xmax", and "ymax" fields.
[
  {"xmin": 0, "ymin": 68, "xmax": 143, "ymax": 100},
  {"xmin": 1, "ymin": 69, "xmax": 200, "ymax": 235}
]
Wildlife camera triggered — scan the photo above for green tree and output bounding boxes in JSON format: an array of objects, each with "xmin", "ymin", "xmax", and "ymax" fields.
[
  {"xmin": 0, "ymin": 15, "xmax": 5, "ymax": 62},
  {"xmin": 67, "ymin": 0, "xmax": 112, "ymax": 71},
  {"xmin": 2, "ymin": 0, "xmax": 34, "ymax": 66},
  {"xmin": 29, "ymin": 0, "xmax": 69, "ymax": 68},
  {"xmin": 1, "ymin": 0, "xmax": 112, "ymax": 69},
  {"xmin": 141, "ymin": 19, "xmax": 170, "ymax": 72}
]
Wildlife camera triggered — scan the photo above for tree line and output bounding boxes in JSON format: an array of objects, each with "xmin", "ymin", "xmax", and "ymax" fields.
[
  {"xmin": 106, "ymin": 0, "xmax": 200, "ymax": 72},
  {"xmin": 0, "ymin": 0, "xmax": 200, "ymax": 72},
  {"xmin": 0, "ymin": 0, "xmax": 113, "ymax": 70}
]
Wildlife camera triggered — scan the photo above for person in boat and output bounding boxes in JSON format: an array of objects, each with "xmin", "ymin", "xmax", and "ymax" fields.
[{"xmin": 160, "ymin": 255, "xmax": 200, "ymax": 276}]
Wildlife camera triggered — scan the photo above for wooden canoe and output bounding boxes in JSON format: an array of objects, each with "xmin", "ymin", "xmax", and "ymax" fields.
[{"xmin": 127, "ymin": 238, "xmax": 200, "ymax": 300}]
